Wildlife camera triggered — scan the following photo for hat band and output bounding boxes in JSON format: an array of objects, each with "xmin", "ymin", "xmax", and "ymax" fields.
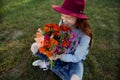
[{"xmin": 71, "ymin": 10, "xmax": 84, "ymax": 14}]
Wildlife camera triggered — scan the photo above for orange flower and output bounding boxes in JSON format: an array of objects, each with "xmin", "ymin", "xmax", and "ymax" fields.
[
  {"xmin": 45, "ymin": 51, "xmax": 53, "ymax": 58},
  {"xmin": 53, "ymin": 24, "xmax": 60, "ymax": 31},
  {"xmin": 63, "ymin": 40, "xmax": 69, "ymax": 47},
  {"xmin": 50, "ymin": 38, "xmax": 58, "ymax": 45},
  {"xmin": 45, "ymin": 24, "xmax": 54, "ymax": 28},
  {"xmin": 44, "ymin": 26, "xmax": 50, "ymax": 32},
  {"xmin": 39, "ymin": 47, "xmax": 45, "ymax": 53}
]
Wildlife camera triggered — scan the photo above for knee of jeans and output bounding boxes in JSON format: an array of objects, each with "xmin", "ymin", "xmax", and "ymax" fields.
[{"xmin": 70, "ymin": 74, "xmax": 81, "ymax": 80}]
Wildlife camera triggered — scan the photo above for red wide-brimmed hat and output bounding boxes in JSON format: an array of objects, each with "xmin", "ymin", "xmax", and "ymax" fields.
[{"xmin": 52, "ymin": 0, "xmax": 88, "ymax": 19}]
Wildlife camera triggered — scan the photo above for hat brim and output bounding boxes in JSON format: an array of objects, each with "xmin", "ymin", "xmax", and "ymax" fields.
[{"xmin": 52, "ymin": 5, "xmax": 88, "ymax": 19}]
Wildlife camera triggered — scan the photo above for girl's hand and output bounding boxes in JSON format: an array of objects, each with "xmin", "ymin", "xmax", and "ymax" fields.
[
  {"xmin": 31, "ymin": 42, "xmax": 39, "ymax": 55},
  {"xmin": 55, "ymin": 55, "xmax": 62, "ymax": 59},
  {"xmin": 50, "ymin": 55, "xmax": 62, "ymax": 61}
]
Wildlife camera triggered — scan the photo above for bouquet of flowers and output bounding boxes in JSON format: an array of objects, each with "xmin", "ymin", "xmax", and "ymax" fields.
[{"xmin": 34, "ymin": 23, "xmax": 77, "ymax": 68}]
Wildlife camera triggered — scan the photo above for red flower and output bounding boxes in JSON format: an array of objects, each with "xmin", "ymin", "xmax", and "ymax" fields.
[
  {"xmin": 60, "ymin": 25, "xmax": 71, "ymax": 31},
  {"xmin": 62, "ymin": 40, "xmax": 70, "ymax": 47},
  {"xmin": 53, "ymin": 24, "xmax": 60, "ymax": 31},
  {"xmin": 53, "ymin": 31, "xmax": 59, "ymax": 36}
]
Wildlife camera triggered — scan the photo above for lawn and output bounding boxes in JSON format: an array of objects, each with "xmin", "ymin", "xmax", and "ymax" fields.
[{"xmin": 0, "ymin": 0, "xmax": 119, "ymax": 80}]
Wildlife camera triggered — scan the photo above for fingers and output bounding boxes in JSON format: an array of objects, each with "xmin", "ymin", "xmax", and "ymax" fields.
[
  {"xmin": 49, "ymin": 56, "xmax": 57, "ymax": 61},
  {"xmin": 50, "ymin": 55, "xmax": 62, "ymax": 61}
]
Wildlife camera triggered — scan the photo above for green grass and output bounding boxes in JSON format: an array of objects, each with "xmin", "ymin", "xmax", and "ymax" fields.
[{"xmin": 0, "ymin": 0, "xmax": 119, "ymax": 80}]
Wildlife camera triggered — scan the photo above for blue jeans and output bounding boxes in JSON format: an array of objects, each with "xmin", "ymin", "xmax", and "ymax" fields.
[{"xmin": 34, "ymin": 51, "xmax": 84, "ymax": 80}]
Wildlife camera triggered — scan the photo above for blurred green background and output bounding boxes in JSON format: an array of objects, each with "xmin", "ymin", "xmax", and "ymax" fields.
[{"xmin": 0, "ymin": 0, "xmax": 119, "ymax": 80}]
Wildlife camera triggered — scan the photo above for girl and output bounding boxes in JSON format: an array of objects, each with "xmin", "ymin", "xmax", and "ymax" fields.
[{"xmin": 31, "ymin": 0, "xmax": 93, "ymax": 80}]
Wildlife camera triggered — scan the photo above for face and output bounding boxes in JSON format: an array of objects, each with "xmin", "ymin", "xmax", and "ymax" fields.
[{"xmin": 61, "ymin": 14, "xmax": 77, "ymax": 28}]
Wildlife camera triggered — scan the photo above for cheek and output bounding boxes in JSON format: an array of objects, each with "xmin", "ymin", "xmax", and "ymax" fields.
[{"xmin": 68, "ymin": 19, "xmax": 76, "ymax": 25}]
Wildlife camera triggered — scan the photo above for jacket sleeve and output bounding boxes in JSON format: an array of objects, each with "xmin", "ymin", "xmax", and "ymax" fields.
[{"xmin": 60, "ymin": 34, "xmax": 90, "ymax": 62}]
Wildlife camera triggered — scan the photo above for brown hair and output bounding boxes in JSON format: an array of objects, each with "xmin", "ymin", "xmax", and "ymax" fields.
[{"xmin": 75, "ymin": 19, "xmax": 93, "ymax": 48}]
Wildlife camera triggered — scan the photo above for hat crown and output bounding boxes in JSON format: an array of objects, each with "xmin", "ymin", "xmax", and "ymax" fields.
[
  {"xmin": 61, "ymin": 0, "xmax": 85, "ymax": 14},
  {"xmin": 52, "ymin": 0, "xmax": 88, "ymax": 19}
]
